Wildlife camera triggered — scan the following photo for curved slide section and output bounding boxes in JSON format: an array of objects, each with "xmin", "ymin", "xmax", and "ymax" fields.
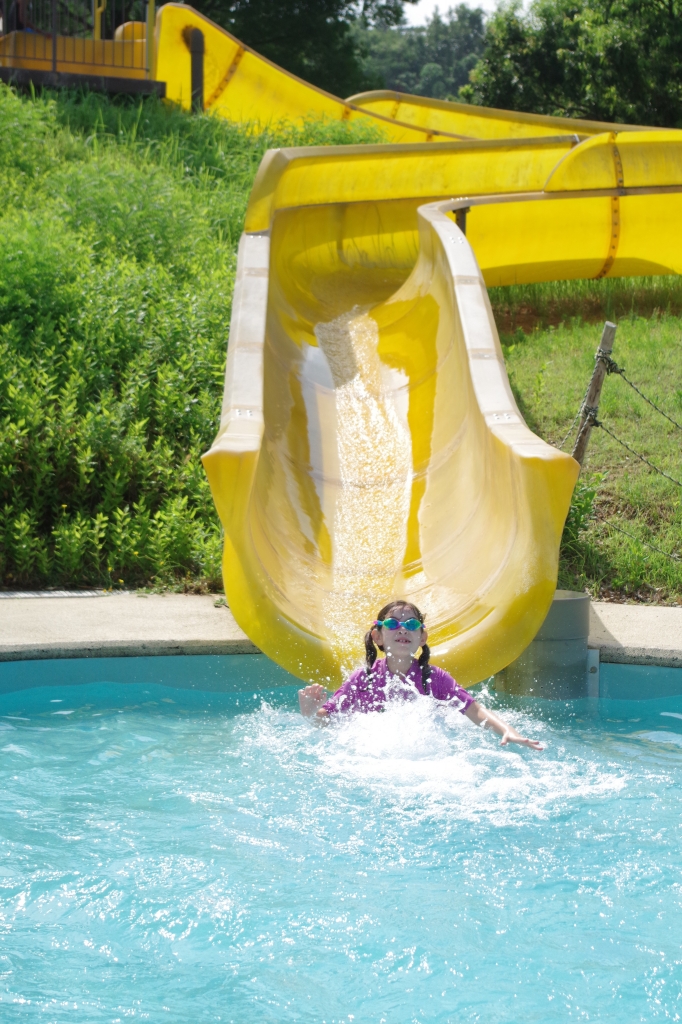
[
  {"xmin": 244, "ymin": 133, "xmax": 581, "ymax": 233},
  {"xmin": 153, "ymin": 7, "xmax": 650, "ymax": 146},
  {"xmin": 154, "ymin": 5, "xmax": 459, "ymax": 142},
  {"xmin": 347, "ymin": 90, "xmax": 656, "ymax": 141},
  {"xmin": 245, "ymin": 130, "xmax": 682, "ymax": 282},
  {"xmin": 202, "ymin": 205, "xmax": 578, "ymax": 686},
  {"xmin": 202, "ymin": 130, "xmax": 682, "ymax": 685},
  {"xmin": 465, "ymin": 130, "xmax": 682, "ymax": 284}
]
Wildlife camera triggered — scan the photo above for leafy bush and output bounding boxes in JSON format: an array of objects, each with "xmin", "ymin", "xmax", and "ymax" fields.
[
  {"xmin": 0, "ymin": 86, "xmax": 384, "ymax": 591},
  {"xmin": 557, "ymin": 473, "xmax": 603, "ymax": 589}
]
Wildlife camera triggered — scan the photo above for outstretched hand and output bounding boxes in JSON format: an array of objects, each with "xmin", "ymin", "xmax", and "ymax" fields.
[
  {"xmin": 499, "ymin": 727, "xmax": 543, "ymax": 751},
  {"xmin": 465, "ymin": 700, "xmax": 543, "ymax": 751},
  {"xmin": 298, "ymin": 683, "xmax": 329, "ymax": 718}
]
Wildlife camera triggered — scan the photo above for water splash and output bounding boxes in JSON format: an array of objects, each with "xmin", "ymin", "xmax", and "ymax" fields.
[
  {"xmin": 314, "ymin": 308, "xmax": 412, "ymax": 672},
  {"xmin": 254, "ymin": 696, "xmax": 628, "ymax": 830}
]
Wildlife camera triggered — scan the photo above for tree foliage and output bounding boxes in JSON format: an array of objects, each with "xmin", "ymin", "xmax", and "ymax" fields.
[
  {"xmin": 193, "ymin": 0, "xmax": 418, "ymax": 98},
  {"xmin": 460, "ymin": 0, "xmax": 682, "ymax": 128},
  {"xmin": 354, "ymin": 5, "xmax": 486, "ymax": 99}
]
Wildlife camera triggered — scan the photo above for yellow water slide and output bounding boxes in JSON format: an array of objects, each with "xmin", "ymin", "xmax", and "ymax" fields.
[
  {"xmin": 175, "ymin": 9, "xmax": 682, "ymax": 685},
  {"xmin": 154, "ymin": 4, "xmax": 454, "ymax": 141},
  {"xmin": 201, "ymin": 129, "xmax": 682, "ymax": 685},
  {"xmin": 4, "ymin": 4, "xmax": 677, "ymax": 683},
  {"xmin": 154, "ymin": 5, "xmax": 640, "ymax": 143},
  {"xmin": 347, "ymin": 90, "xmax": 656, "ymax": 140}
]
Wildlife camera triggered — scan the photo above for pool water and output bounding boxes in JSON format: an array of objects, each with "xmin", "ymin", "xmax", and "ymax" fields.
[{"xmin": 1, "ymin": 679, "xmax": 681, "ymax": 1022}]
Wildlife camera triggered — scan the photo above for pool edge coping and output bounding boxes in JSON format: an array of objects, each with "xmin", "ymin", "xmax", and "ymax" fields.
[
  {"xmin": 592, "ymin": 646, "xmax": 682, "ymax": 669},
  {"xmin": 0, "ymin": 593, "xmax": 680, "ymax": 670},
  {"xmin": 0, "ymin": 639, "xmax": 261, "ymax": 661},
  {"xmin": 0, "ymin": 642, "xmax": 679, "ymax": 671}
]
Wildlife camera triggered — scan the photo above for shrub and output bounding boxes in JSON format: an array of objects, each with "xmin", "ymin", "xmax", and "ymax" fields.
[{"xmin": 0, "ymin": 86, "xmax": 384, "ymax": 591}]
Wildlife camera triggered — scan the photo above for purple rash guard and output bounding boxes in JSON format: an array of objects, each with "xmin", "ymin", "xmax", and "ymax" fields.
[{"xmin": 321, "ymin": 658, "xmax": 474, "ymax": 716}]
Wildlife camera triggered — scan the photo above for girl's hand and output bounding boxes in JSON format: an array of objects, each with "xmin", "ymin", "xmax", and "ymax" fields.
[
  {"xmin": 298, "ymin": 683, "xmax": 330, "ymax": 718},
  {"xmin": 499, "ymin": 727, "xmax": 544, "ymax": 751},
  {"xmin": 465, "ymin": 700, "xmax": 543, "ymax": 751}
]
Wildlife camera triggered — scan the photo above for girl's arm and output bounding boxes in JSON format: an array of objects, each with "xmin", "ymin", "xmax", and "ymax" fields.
[
  {"xmin": 298, "ymin": 683, "xmax": 330, "ymax": 720},
  {"xmin": 464, "ymin": 700, "xmax": 543, "ymax": 751}
]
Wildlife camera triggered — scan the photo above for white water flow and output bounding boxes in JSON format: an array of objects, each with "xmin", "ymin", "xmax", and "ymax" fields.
[{"xmin": 314, "ymin": 309, "xmax": 412, "ymax": 671}]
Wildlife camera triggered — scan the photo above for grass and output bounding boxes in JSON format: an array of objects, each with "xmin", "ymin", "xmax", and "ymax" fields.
[
  {"xmin": 490, "ymin": 283, "xmax": 682, "ymax": 603},
  {"xmin": 1, "ymin": 85, "xmax": 680, "ymax": 602},
  {"xmin": 0, "ymin": 85, "xmax": 385, "ymax": 592},
  {"xmin": 491, "ymin": 276, "xmax": 682, "ymax": 336}
]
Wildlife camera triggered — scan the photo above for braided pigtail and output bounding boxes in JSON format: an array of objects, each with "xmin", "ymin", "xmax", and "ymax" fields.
[
  {"xmin": 365, "ymin": 631, "xmax": 378, "ymax": 671},
  {"xmin": 419, "ymin": 643, "xmax": 431, "ymax": 695}
]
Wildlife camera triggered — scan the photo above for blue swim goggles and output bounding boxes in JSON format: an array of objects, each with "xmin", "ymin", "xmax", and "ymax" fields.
[{"xmin": 374, "ymin": 617, "xmax": 422, "ymax": 631}]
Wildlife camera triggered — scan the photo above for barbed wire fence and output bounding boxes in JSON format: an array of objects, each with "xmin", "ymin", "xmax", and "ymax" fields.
[
  {"xmin": 558, "ymin": 323, "xmax": 681, "ymax": 564},
  {"xmin": 596, "ymin": 352, "xmax": 682, "ymax": 431},
  {"xmin": 557, "ymin": 382, "xmax": 590, "ymax": 451},
  {"xmin": 594, "ymin": 512, "xmax": 681, "ymax": 563}
]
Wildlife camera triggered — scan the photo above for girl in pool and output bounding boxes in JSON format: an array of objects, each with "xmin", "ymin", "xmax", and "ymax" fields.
[{"xmin": 299, "ymin": 600, "xmax": 543, "ymax": 750}]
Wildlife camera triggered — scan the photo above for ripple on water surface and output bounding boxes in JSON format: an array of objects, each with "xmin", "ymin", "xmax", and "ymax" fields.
[{"xmin": 0, "ymin": 680, "xmax": 681, "ymax": 1022}]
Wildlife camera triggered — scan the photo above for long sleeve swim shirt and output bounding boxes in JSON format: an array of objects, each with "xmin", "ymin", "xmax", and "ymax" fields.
[{"xmin": 321, "ymin": 658, "xmax": 474, "ymax": 716}]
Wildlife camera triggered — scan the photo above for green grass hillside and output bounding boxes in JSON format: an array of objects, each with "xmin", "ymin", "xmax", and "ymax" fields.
[
  {"xmin": 0, "ymin": 86, "xmax": 383, "ymax": 593},
  {"xmin": 491, "ymin": 282, "xmax": 682, "ymax": 603},
  {"xmin": 0, "ymin": 86, "xmax": 680, "ymax": 602}
]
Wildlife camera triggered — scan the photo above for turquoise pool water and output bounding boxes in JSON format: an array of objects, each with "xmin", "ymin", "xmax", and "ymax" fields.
[{"xmin": 1, "ymin": 669, "xmax": 681, "ymax": 1021}]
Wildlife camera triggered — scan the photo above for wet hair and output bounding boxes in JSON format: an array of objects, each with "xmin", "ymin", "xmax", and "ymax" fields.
[{"xmin": 364, "ymin": 600, "xmax": 431, "ymax": 695}]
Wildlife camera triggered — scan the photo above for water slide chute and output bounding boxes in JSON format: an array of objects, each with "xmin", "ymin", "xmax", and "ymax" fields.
[
  {"xmin": 182, "ymin": 13, "xmax": 682, "ymax": 683},
  {"xmin": 154, "ymin": 5, "xmax": 647, "ymax": 143},
  {"xmin": 154, "ymin": 4, "xmax": 454, "ymax": 141},
  {"xmin": 202, "ymin": 129, "xmax": 682, "ymax": 684},
  {"xmin": 346, "ymin": 90, "xmax": 656, "ymax": 141}
]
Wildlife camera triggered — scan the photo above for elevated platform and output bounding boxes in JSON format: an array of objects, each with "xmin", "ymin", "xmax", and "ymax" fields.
[
  {"xmin": 0, "ymin": 66, "xmax": 165, "ymax": 95},
  {"xmin": 0, "ymin": 29, "xmax": 146, "ymax": 75}
]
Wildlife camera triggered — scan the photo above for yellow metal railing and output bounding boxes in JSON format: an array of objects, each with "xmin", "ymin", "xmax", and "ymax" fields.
[{"xmin": 93, "ymin": 0, "xmax": 105, "ymax": 41}]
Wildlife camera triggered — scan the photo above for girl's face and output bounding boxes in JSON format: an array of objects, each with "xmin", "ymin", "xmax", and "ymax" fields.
[{"xmin": 371, "ymin": 605, "xmax": 427, "ymax": 661}]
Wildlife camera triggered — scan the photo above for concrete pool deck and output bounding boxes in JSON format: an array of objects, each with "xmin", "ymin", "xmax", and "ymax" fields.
[
  {"xmin": 588, "ymin": 602, "xmax": 681, "ymax": 669},
  {"xmin": 0, "ymin": 592, "xmax": 258, "ymax": 661},
  {"xmin": 0, "ymin": 591, "xmax": 679, "ymax": 668}
]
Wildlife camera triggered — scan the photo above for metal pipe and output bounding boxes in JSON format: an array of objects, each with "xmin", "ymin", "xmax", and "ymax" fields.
[
  {"xmin": 146, "ymin": 0, "xmax": 155, "ymax": 78},
  {"xmin": 455, "ymin": 206, "xmax": 470, "ymax": 235},
  {"xmin": 51, "ymin": 0, "xmax": 56, "ymax": 71},
  {"xmin": 93, "ymin": 0, "xmax": 105, "ymax": 41},
  {"xmin": 190, "ymin": 27, "xmax": 203, "ymax": 111}
]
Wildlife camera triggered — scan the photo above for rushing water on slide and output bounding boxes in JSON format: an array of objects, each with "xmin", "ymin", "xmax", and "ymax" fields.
[{"xmin": 0, "ymin": 679, "xmax": 681, "ymax": 1022}]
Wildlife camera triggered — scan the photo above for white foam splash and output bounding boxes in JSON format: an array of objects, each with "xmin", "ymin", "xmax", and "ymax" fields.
[
  {"xmin": 251, "ymin": 698, "xmax": 628, "ymax": 829},
  {"xmin": 314, "ymin": 308, "xmax": 412, "ymax": 673}
]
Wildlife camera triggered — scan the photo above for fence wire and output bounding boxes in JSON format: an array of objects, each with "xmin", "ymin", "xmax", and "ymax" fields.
[
  {"xmin": 593, "ymin": 417, "xmax": 682, "ymax": 488},
  {"xmin": 557, "ymin": 328, "xmax": 682, "ymax": 569},
  {"xmin": 557, "ymin": 382, "xmax": 590, "ymax": 451},
  {"xmin": 599, "ymin": 353, "xmax": 682, "ymax": 431},
  {"xmin": 558, "ymin": 345, "xmax": 682, "ymax": 452},
  {"xmin": 595, "ymin": 511, "xmax": 681, "ymax": 562}
]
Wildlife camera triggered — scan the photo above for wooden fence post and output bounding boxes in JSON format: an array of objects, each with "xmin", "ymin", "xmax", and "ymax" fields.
[{"xmin": 572, "ymin": 320, "xmax": 617, "ymax": 466}]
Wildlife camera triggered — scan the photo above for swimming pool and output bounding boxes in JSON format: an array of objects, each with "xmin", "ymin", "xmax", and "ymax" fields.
[{"xmin": 1, "ymin": 658, "xmax": 681, "ymax": 1021}]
